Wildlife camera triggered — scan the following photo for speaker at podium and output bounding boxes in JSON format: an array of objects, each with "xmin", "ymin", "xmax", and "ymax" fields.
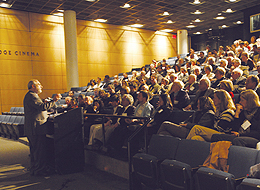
[{"xmin": 54, "ymin": 107, "xmax": 85, "ymax": 174}]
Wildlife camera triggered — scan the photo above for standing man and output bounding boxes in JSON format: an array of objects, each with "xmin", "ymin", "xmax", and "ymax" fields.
[{"xmin": 24, "ymin": 79, "xmax": 61, "ymax": 176}]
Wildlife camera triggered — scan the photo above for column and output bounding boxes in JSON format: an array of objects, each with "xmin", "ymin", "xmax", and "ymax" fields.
[
  {"xmin": 64, "ymin": 10, "xmax": 79, "ymax": 91},
  {"xmin": 177, "ymin": 30, "xmax": 188, "ymax": 55}
]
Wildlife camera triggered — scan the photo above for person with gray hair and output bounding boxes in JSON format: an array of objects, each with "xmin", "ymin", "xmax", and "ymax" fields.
[
  {"xmin": 185, "ymin": 77, "xmax": 215, "ymax": 110},
  {"xmin": 184, "ymin": 74, "xmax": 199, "ymax": 95},
  {"xmin": 231, "ymin": 67, "xmax": 246, "ymax": 94},
  {"xmin": 24, "ymin": 79, "xmax": 61, "ymax": 176}
]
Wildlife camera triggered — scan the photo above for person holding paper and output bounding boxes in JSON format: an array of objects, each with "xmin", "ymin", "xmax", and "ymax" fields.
[{"xmin": 211, "ymin": 89, "xmax": 260, "ymax": 148}]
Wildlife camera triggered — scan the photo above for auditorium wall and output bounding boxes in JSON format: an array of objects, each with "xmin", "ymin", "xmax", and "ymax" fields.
[{"xmin": 0, "ymin": 8, "xmax": 177, "ymax": 113}]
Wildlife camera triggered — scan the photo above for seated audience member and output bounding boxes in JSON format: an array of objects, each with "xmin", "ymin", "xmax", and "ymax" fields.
[
  {"xmin": 158, "ymin": 96, "xmax": 215, "ymax": 138},
  {"xmin": 129, "ymin": 82, "xmax": 138, "ymax": 103},
  {"xmin": 168, "ymin": 80, "xmax": 190, "ymax": 110},
  {"xmin": 207, "ymin": 57, "xmax": 217, "ymax": 71},
  {"xmin": 226, "ymin": 56, "xmax": 234, "ymax": 69},
  {"xmin": 212, "ymin": 90, "xmax": 260, "ymax": 148},
  {"xmin": 121, "ymin": 80, "xmax": 129, "ymax": 88},
  {"xmin": 148, "ymin": 74, "xmax": 161, "ymax": 95},
  {"xmin": 241, "ymin": 52, "xmax": 255, "ymax": 71},
  {"xmin": 84, "ymin": 96, "xmax": 94, "ymax": 113},
  {"xmin": 105, "ymin": 90, "xmax": 153, "ymax": 155},
  {"xmin": 231, "ymin": 68, "xmax": 246, "ymax": 94},
  {"xmin": 160, "ymin": 77, "xmax": 170, "ymax": 94},
  {"xmin": 219, "ymin": 59, "xmax": 229, "ymax": 75},
  {"xmin": 68, "ymin": 90, "xmax": 75, "ymax": 98},
  {"xmin": 257, "ymin": 61, "xmax": 260, "ymax": 79},
  {"xmin": 113, "ymin": 79, "xmax": 122, "ymax": 93},
  {"xmin": 244, "ymin": 75, "xmax": 260, "ymax": 97},
  {"xmin": 194, "ymin": 66, "xmax": 203, "ymax": 82},
  {"xmin": 87, "ymin": 94, "xmax": 124, "ymax": 149},
  {"xmin": 120, "ymin": 86, "xmax": 130, "ymax": 98},
  {"xmin": 185, "ymin": 78, "xmax": 215, "ymax": 110},
  {"xmin": 129, "ymin": 70, "xmax": 138, "ymax": 82},
  {"xmin": 86, "ymin": 79, "xmax": 96, "ymax": 91},
  {"xmin": 57, "ymin": 96, "xmax": 74, "ymax": 113},
  {"xmin": 99, "ymin": 90, "xmax": 110, "ymax": 107},
  {"xmin": 250, "ymin": 45, "xmax": 260, "ymax": 63},
  {"xmin": 147, "ymin": 93, "xmax": 172, "ymax": 136},
  {"xmin": 219, "ymin": 80, "xmax": 235, "ymax": 102},
  {"xmin": 102, "ymin": 75, "xmax": 112, "ymax": 89},
  {"xmin": 94, "ymin": 77, "xmax": 103, "ymax": 89},
  {"xmin": 185, "ymin": 48, "xmax": 198, "ymax": 61},
  {"xmin": 197, "ymin": 51, "xmax": 206, "ymax": 65},
  {"xmin": 78, "ymin": 94, "xmax": 86, "ymax": 108},
  {"xmin": 107, "ymin": 84, "xmax": 116, "ymax": 97},
  {"xmin": 203, "ymin": 65, "xmax": 215, "ymax": 81},
  {"xmin": 173, "ymin": 65, "xmax": 181, "ymax": 78},
  {"xmin": 186, "ymin": 90, "xmax": 236, "ymax": 142},
  {"xmin": 179, "ymin": 67, "xmax": 189, "ymax": 84},
  {"xmin": 184, "ymin": 74, "xmax": 199, "ymax": 95},
  {"xmin": 136, "ymin": 71, "xmax": 148, "ymax": 82},
  {"xmin": 211, "ymin": 67, "xmax": 226, "ymax": 89}
]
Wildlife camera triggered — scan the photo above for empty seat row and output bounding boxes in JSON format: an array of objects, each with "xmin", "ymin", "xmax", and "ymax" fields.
[
  {"xmin": 0, "ymin": 115, "xmax": 24, "ymax": 140},
  {"xmin": 132, "ymin": 134, "xmax": 260, "ymax": 190},
  {"xmin": 2, "ymin": 107, "xmax": 24, "ymax": 116}
]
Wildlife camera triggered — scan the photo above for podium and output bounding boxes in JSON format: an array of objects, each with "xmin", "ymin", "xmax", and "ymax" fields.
[{"xmin": 54, "ymin": 108, "xmax": 84, "ymax": 174}]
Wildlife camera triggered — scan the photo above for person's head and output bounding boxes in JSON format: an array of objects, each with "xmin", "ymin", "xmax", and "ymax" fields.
[
  {"xmin": 110, "ymin": 94, "xmax": 120, "ymax": 107},
  {"xmin": 231, "ymin": 68, "xmax": 243, "ymax": 80},
  {"xmin": 137, "ymin": 90, "xmax": 149, "ymax": 104},
  {"xmin": 199, "ymin": 51, "xmax": 204, "ymax": 58},
  {"xmin": 233, "ymin": 58, "xmax": 241, "ymax": 68},
  {"xmin": 150, "ymin": 75, "xmax": 157, "ymax": 85},
  {"xmin": 239, "ymin": 89, "xmax": 260, "ymax": 111},
  {"xmin": 227, "ymin": 51, "xmax": 235, "ymax": 57},
  {"xmin": 219, "ymin": 59, "xmax": 228, "ymax": 68},
  {"xmin": 169, "ymin": 73, "xmax": 178, "ymax": 83},
  {"xmin": 122, "ymin": 94, "xmax": 134, "ymax": 107},
  {"xmin": 85, "ymin": 96, "xmax": 93, "ymax": 106},
  {"xmin": 246, "ymin": 75, "xmax": 259, "ymax": 90},
  {"xmin": 94, "ymin": 88, "xmax": 100, "ymax": 97},
  {"xmin": 65, "ymin": 96, "xmax": 72, "ymax": 105},
  {"xmin": 68, "ymin": 90, "xmax": 74, "ymax": 97},
  {"xmin": 140, "ymin": 71, "xmax": 146, "ymax": 76},
  {"xmin": 104, "ymin": 75, "xmax": 110, "ymax": 83},
  {"xmin": 190, "ymin": 59, "xmax": 197, "ymax": 66},
  {"xmin": 188, "ymin": 74, "xmax": 196, "ymax": 84},
  {"xmin": 140, "ymin": 77, "xmax": 147, "ymax": 85},
  {"xmin": 93, "ymin": 98, "xmax": 104, "ymax": 110},
  {"xmin": 194, "ymin": 66, "xmax": 201, "ymax": 76},
  {"xmin": 71, "ymin": 98, "xmax": 78, "ymax": 107},
  {"xmin": 170, "ymin": 80, "xmax": 184, "ymax": 93},
  {"xmin": 199, "ymin": 78, "xmax": 210, "ymax": 91},
  {"xmin": 213, "ymin": 89, "xmax": 236, "ymax": 112},
  {"xmin": 113, "ymin": 79, "xmax": 120, "ymax": 87},
  {"xmin": 97, "ymin": 77, "xmax": 101, "ymax": 83},
  {"xmin": 251, "ymin": 36, "xmax": 256, "ymax": 43},
  {"xmin": 204, "ymin": 65, "xmax": 213, "ymax": 75},
  {"xmin": 158, "ymin": 93, "xmax": 173, "ymax": 108},
  {"xmin": 215, "ymin": 67, "xmax": 226, "ymax": 80},
  {"xmin": 219, "ymin": 80, "xmax": 234, "ymax": 92},
  {"xmin": 129, "ymin": 82, "xmax": 138, "ymax": 93},
  {"xmin": 174, "ymin": 64, "xmax": 180, "ymax": 72},
  {"xmin": 208, "ymin": 57, "xmax": 215, "ymax": 65},
  {"xmin": 120, "ymin": 86, "xmax": 130, "ymax": 95},
  {"xmin": 78, "ymin": 94, "xmax": 85, "ymax": 105},
  {"xmin": 161, "ymin": 77, "xmax": 169, "ymax": 86},
  {"xmin": 241, "ymin": 52, "xmax": 249, "ymax": 62},
  {"xmin": 197, "ymin": 96, "xmax": 216, "ymax": 112},
  {"xmin": 28, "ymin": 79, "xmax": 43, "ymax": 94},
  {"xmin": 90, "ymin": 79, "xmax": 96, "ymax": 86},
  {"xmin": 257, "ymin": 61, "xmax": 260, "ymax": 73}
]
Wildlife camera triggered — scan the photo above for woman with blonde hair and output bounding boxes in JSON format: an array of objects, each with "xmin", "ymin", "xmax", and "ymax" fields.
[
  {"xmin": 219, "ymin": 80, "xmax": 235, "ymax": 102},
  {"xmin": 212, "ymin": 89, "xmax": 260, "ymax": 148},
  {"xmin": 186, "ymin": 89, "xmax": 236, "ymax": 141}
]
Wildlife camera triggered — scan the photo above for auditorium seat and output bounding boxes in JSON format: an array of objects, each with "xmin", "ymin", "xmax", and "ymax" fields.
[{"xmin": 10, "ymin": 116, "xmax": 25, "ymax": 139}]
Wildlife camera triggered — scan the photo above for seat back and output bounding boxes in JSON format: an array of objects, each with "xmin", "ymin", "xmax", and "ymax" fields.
[
  {"xmin": 175, "ymin": 139, "xmax": 211, "ymax": 168},
  {"xmin": 166, "ymin": 110, "xmax": 195, "ymax": 124},
  {"xmin": 148, "ymin": 134, "xmax": 181, "ymax": 160},
  {"xmin": 228, "ymin": 145, "xmax": 259, "ymax": 179}
]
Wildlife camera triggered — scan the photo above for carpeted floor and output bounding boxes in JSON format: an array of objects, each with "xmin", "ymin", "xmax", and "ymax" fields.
[{"xmin": 0, "ymin": 137, "xmax": 129, "ymax": 190}]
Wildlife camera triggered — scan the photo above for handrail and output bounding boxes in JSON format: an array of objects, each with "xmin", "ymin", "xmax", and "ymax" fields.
[{"xmin": 127, "ymin": 116, "xmax": 152, "ymax": 190}]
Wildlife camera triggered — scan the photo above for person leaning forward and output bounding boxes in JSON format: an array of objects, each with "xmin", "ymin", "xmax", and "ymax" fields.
[{"xmin": 23, "ymin": 79, "xmax": 61, "ymax": 176}]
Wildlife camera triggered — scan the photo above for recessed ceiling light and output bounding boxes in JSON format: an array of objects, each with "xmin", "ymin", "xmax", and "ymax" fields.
[
  {"xmin": 186, "ymin": 25, "xmax": 196, "ymax": 28},
  {"xmin": 165, "ymin": 20, "xmax": 175, "ymax": 24},
  {"xmin": 53, "ymin": 12, "xmax": 63, "ymax": 17},
  {"xmin": 192, "ymin": 18, "xmax": 204, "ymax": 22},
  {"xmin": 129, "ymin": 24, "xmax": 143, "ymax": 28},
  {"xmin": 193, "ymin": 31, "xmax": 202, "ymax": 35},
  {"xmin": 94, "ymin": 18, "xmax": 107, "ymax": 23},
  {"xmin": 159, "ymin": 11, "xmax": 173, "ymax": 16},
  {"xmin": 159, "ymin": 29, "xmax": 173, "ymax": 33},
  {"xmin": 214, "ymin": 16, "xmax": 226, "ymax": 20},
  {"xmin": 224, "ymin": 0, "xmax": 241, "ymax": 3},
  {"xmin": 0, "ymin": 2, "xmax": 11, "ymax": 8},
  {"xmin": 219, "ymin": 25, "xmax": 229, "ymax": 29},
  {"xmin": 233, "ymin": 21, "xmax": 243, "ymax": 25},
  {"xmin": 223, "ymin": 8, "xmax": 235, "ymax": 13},
  {"xmin": 86, "ymin": 0, "xmax": 99, "ymax": 2},
  {"xmin": 120, "ymin": 3, "xmax": 131, "ymax": 8},
  {"xmin": 191, "ymin": 10, "xmax": 204, "ymax": 14},
  {"xmin": 189, "ymin": 0, "xmax": 205, "ymax": 5},
  {"xmin": 57, "ymin": 9, "xmax": 64, "ymax": 12}
]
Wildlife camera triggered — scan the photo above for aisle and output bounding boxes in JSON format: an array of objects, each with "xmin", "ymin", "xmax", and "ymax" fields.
[{"xmin": 0, "ymin": 137, "xmax": 129, "ymax": 190}]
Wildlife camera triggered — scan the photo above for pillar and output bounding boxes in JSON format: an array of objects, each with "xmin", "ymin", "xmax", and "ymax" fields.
[
  {"xmin": 64, "ymin": 10, "xmax": 79, "ymax": 91},
  {"xmin": 177, "ymin": 30, "xmax": 188, "ymax": 55}
]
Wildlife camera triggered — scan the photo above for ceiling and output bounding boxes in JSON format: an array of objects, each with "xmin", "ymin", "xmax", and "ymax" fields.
[{"xmin": 4, "ymin": 0, "xmax": 260, "ymax": 35}]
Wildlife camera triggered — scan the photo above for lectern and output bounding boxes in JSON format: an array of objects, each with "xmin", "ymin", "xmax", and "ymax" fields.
[{"xmin": 54, "ymin": 107, "xmax": 84, "ymax": 174}]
